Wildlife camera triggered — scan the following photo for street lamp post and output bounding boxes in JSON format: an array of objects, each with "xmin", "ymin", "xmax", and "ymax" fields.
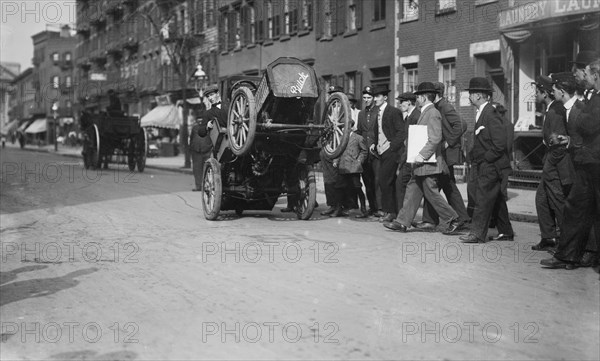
[
  {"xmin": 52, "ymin": 102, "xmax": 59, "ymax": 151},
  {"xmin": 193, "ymin": 64, "xmax": 207, "ymax": 98}
]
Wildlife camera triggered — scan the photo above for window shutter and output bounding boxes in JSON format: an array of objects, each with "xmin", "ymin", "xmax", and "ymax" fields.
[
  {"xmin": 355, "ymin": 0, "xmax": 362, "ymax": 30},
  {"xmin": 336, "ymin": 0, "xmax": 345, "ymax": 35},
  {"xmin": 315, "ymin": 0, "xmax": 323, "ymax": 39}
]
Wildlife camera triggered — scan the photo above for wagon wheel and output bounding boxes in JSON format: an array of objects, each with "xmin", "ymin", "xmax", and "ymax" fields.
[
  {"xmin": 137, "ymin": 127, "xmax": 147, "ymax": 172},
  {"xmin": 83, "ymin": 124, "xmax": 100, "ymax": 170},
  {"xmin": 228, "ymin": 87, "xmax": 257, "ymax": 156},
  {"xmin": 322, "ymin": 92, "xmax": 351, "ymax": 159},
  {"xmin": 296, "ymin": 164, "xmax": 317, "ymax": 220},
  {"xmin": 202, "ymin": 158, "xmax": 222, "ymax": 220},
  {"xmin": 127, "ymin": 139, "xmax": 136, "ymax": 171}
]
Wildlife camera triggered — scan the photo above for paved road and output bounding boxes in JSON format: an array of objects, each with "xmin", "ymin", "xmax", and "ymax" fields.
[{"xmin": 1, "ymin": 148, "xmax": 598, "ymax": 360}]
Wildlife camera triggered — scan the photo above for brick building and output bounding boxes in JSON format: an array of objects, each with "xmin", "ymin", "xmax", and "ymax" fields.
[
  {"xmin": 217, "ymin": 0, "xmax": 397, "ymax": 104},
  {"xmin": 1, "ymin": 62, "xmax": 21, "ymax": 131},
  {"xmin": 8, "ymin": 68, "xmax": 35, "ymax": 125}
]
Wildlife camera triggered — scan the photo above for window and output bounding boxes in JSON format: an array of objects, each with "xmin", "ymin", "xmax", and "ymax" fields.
[
  {"xmin": 438, "ymin": 59, "xmax": 456, "ymax": 102},
  {"xmin": 66, "ymin": 100, "xmax": 72, "ymax": 108},
  {"xmin": 402, "ymin": 0, "xmax": 419, "ymax": 21},
  {"xmin": 300, "ymin": 0, "xmax": 313, "ymax": 31},
  {"xmin": 206, "ymin": 0, "xmax": 216, "ymax": 27},
  {"xmin": 284, "ymin": 0, "xmax": 299, "ymax": 35},
  {"xmin": 267, "ymin": 0, "xmax": 274, "ymax": 39},
  {"xmin": 241, "ymin": 5, "xmax": 256, "ymax": 45},
  {"xmin": 52, "ymin": 52, "xmax": 60, "ymax": 62},
  {"xmin": 219, "ymin": 11, "xmax": 228, "ymax": 51},
  {"xmin": 403, "ymin": 64, "xmax": 418, "ymax": 92},
  {"xmin": 346, "ymin": 72, "xmax": 356, "ymax": 94},
  {"xmin": 370, "ymin": 66, "xmax": 390, "ymax": 89},
  {"xmin": 51, "ymin": 76, "xmax": 59, "ymax": 89},
  {"xmin": 64, "ymin": 52, "xmax": 72, "ymax": 61},
  {"xmin": 65, "ymin": 76, "xmax": 72, "ymax": 88},
  {"xmin": 373, "ymin": 0, "xmax": 385, "ymax": 22},
  {"xmin": 438, "ymin": 0, "xmax": 456, "ymax": 13}
]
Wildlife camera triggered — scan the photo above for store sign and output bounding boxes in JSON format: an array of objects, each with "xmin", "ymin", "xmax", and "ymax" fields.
[
  {"xmin": 499, "ymin": 0, "xmax": 600, "ymax": 30},
  {"xmin": 90, "ymin": 73, "xmax": 107, "ymax": 81}
]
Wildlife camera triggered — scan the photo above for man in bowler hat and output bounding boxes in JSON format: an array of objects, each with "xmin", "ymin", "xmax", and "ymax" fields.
[
  {"xmin": 459, "ymin": 78, "xmax": 513, "ymax": 244},
  {"xmin": 384, "ymin": 82, "xmax": 459, "ymax": 234},
  {"xmin": 369, "ymin": 85, "xmax": 406, "ymax": 222}
]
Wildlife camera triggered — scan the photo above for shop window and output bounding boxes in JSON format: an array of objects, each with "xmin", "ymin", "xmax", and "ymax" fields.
[
  {"xmin": 401, "ymin": 0, "xmax": 419, "ymax": 22},
  {"xmin": 438, "ymin": 59, "xmax": 456, "ymax": 103},
  {"xmin": 373, "ymin": 0, "xmax": 386, "ymax": 22},
  {"xmin": 403, "ymin": 64, "xmax": 418, "ymax": 93}
]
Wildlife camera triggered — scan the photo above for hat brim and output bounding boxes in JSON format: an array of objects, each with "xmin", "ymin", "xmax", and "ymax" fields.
[
  {"xmin": 413, "ymin": 90, "xmax": 437, "ymax": 95},
  {"xmin": 466, "ymin": 88, "xmax": 493, "ymax": 93}
]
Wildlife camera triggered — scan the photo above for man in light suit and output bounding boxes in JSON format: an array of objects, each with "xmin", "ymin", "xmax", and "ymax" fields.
[
  {"xmin": 369, "ymin": 85, "xmax": 406, "ymax": 222},
  {"xmin": 417, "ymin": 82, "xmax": 469, "ymax": 230},
  {"xmin": 384, "ymin": 82, "xmax": 459, "ymax": 234},
  {"xmin": 459, "ymin": 78, "xmax": 513, "ymax": 244}
]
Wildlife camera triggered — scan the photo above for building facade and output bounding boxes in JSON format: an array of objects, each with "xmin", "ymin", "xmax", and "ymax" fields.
[
  {"xmin": 31, "ymin": 26, "xmax": 78, "ymax": 143},
  {"xmin": 8, "ymin": 68, "xmax": 35, "ymax": 125},
  {"xmin": 0, "ymin": 62, "xmax": 21, "ymax": 130},
  {"xmin": 217, "ymin": 0, "xmax": 397, "ymax": 103}
]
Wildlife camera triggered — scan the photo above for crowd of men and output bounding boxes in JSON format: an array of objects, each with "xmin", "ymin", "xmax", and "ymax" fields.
[{"xmin": 191, "ymin": 51, "xmax": 600, "ymax": 271}]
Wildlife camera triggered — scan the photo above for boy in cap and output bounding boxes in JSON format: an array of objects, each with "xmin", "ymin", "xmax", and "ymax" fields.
[{"xmin": 394, "ymin": 92, "xmax": 420, "ymax": 211}]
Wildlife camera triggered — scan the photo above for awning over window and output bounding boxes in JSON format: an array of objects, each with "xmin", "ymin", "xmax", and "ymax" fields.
[
  {"xmin": 25, "ymin": 119, "xmax": 47, "ymax": 134},
  {"xmin": 140, "ymin": 105, "xmax": 182, "ymax": 129},
  {"xmin": 17, "ymin": 121, "xmax": 30, "ymax": 133}
]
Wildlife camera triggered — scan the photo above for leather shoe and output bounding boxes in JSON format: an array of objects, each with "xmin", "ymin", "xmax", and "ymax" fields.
[
  {"xmin": 379, "ymin": 213, "xmax": 396, "ymax": 223},
  {"xmin": 331, "ymin": 207, "xmax": 348, "ymax": 217},
  {"xmin": 579, "ymin": 251, "xmax": 598, "ymax": 267},
  {"xmin": 415, "ymin": 222, "xmax": 437, "ymax": 231},
  {"xmin": 321, "ymin": 207, "xmax": 335, "ymax": 216},
  {"xmin": 384, "ymin": 221, "xmax": 408, "ymax": 232},
  {"xmin": 540, "ymin": 257, "xmax": 578, "ymax": 270},
  {"xmin": 372, "ymin": 210, "xmax": 385, "ymax": 218},
  {"xmin": 459, "ymin": 234, "xmax": 485, "ymax": 244},
  {"xmin": 532, "ymin": 238, "xmax": 557, "ymax": 251},
  {"xmin": 488, "ymin": 233, "xmax": 514, "ymax": 241},
  {"xmin": 355, "ymin": 209, "xmax": 369, "ymax": 219},
  {"xmin": 456, "ymin": 221, "xmax": 470, "ymax": 231},
  {"xmin": 442, "ymin": 219, "xmax": 460, "ymax": 235}
]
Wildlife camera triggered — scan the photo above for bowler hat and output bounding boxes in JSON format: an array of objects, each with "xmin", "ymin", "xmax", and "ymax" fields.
[
  {"xmin": 204, "ymin": 84, "xmax": 219, "ymax": 96},
  {"xmin": 362, "ymin": 86, "xmax": 374, "ymax": 96},
  {"xmin": 466, "ymin": 77, "xmax": 493, "ymax": 93},
  {"xmin": 346, "ymin": 93, "xmax": 357, "ymax": 102},
  {"xmin": 533, "ymin": 75, "xmax": 554, "ymax": 93},
  {"xmin": 413, "ymin": 82, "xmax": 438, "ymax": 95},
  {"xmin": 570, "ymin": 50, "xmax": 599, "ymax": 68},
  {"xmin": 552, "ymin": 72, "xmax": 578, "ymax": 93},
  {"xmin": 433, "ymin": 82, "xmax": 445, "ymax": 94},
  {"xmin": 328, "ymin": 85, "xmax": 344, "ymax": 94},
  {"xmin": 396, "ymin": 92, "xmax": 416, "ymax": 102},
  {"xmin": 371, "ymin": 85, "xmax": 391, "ymax": 96}
]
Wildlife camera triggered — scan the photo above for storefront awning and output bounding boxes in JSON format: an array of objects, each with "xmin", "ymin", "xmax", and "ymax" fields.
[
  {"xmin": 25, "ymin": 119, "xmax": 47, "ymax": 134},
  {"xmin": 140, "ymin": 105, "xmax": 182, "ymax": 129},
  {"xmin": 499, "ymin": 0, "xmax": 600, "ymax": 31},
  {"xmin": 17, "ymin": 121, "xmax": 31, "ymax": 133}
]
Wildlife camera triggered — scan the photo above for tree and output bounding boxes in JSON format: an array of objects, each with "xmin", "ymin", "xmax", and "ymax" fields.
[{"xmin": 137, "ymin": 0, "xmax": 202, "ymax": 168}]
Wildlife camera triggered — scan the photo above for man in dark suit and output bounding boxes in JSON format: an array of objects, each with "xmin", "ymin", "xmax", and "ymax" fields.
[
  {"xmin": 542, "ymin": 58, "xmax": 600, "ymax": 269},
  {"xmin": 369, "ymin": 85, "xmax": 406, "ymax": 222},
  {"xmin": 531, "ymin": 74, "xmax": 571, "ymax": 250},
  {"xmin": 356, "ymin": 86, "xmax": 381, "ymax": 216},
  {"xmin": 395, "ymin": 92, "xmax": 420, "ymax": 211},
  {"xmin": 384, "ymin": 82, "xmax": 459, "ymax": 234},
  {"xmin": 459, "ymin": 78, "xmax": 513, "ymax": 244},
  {"xmin": 191, "ymin": 104, "xmax": 214, "ymax": 191},
  {"xmin": 204, "ymin": 85, "xmax": 228, "ymax": 158},
  {"xmin": 417, "ymin": 82, "xmax": 469, "ymax": 230}
]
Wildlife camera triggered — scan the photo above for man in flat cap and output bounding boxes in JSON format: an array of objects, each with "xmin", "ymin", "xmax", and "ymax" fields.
[
  {"xmin": 542, "ymin": 57, "xmax": 600, "ymax": 269},
  {"xmin": 356, "ymin": 85, "xmax": 382, "ymax": 216},
  {"xmin": 203, "ymin": 85, "xmax": 228, "ymax": 158},
  {"xmin": 459, "ymin": 78, "xmax": 513, "ymax": 244},
  {"xmin": 531, "ymin": 74, "xmax": 570, "ymax": 251},
  {"xmin": 394, "ymin": 92, "xmax": 420, "ymax": 211},
  {"xmin": 416, "ymin": 82, "xmax": 469, "ymax": 231},
  {"xmin": 370, "ymin": 85, "xmax": 406, "ymax": 222}
]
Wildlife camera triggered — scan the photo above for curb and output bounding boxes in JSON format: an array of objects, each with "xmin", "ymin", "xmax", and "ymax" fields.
[{"xmin": 8, "ymin": 146, "xmax": 538, "ymax": 224}]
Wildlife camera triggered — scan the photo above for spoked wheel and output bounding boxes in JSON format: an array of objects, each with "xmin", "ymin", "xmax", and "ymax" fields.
[
  {"xmin": 83, "ymin": 124, "xmax": 100, "ymax": 170},
  {"xmin": 322, "ymin": 92, "xmax": 351, "ymax": 159},
  {"xmin": 228, "ymin": 87, "xmax": 257, "ymax": 156},
  {"xmin": 202, "ymin": 158, "xmax": 222, "ymax": 220},
  {"xmin": 136, "ymin": 127, "xmax": 147, "ymax": 172},
  {"xmin": 127, "ymin": 139, "xmax": 136, "ymax": 171},
  {"xmin": 296, "ymin": 164, "xmax": 317, "ymax": 220}
]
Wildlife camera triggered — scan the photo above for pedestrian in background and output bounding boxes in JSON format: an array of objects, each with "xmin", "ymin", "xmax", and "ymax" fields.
[
  {"xmin": 459, "ymin": 78, "xmax": 513, "ymax": 244},
  {"xmin": 190, "ymin": 97, "xmax": 213, "ymax": 192},
  {"xmin": 356, "ymin": 86, "xmax": 382, "ymax": 216},
  {"xmin": 394, "ymin": 92, "xmax": 420, "ymax": 211}
]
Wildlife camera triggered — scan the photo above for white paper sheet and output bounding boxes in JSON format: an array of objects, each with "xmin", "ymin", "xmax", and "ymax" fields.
[{"xmin": 407, "ymin": 124, "xmax": 436, "ymax": 163}]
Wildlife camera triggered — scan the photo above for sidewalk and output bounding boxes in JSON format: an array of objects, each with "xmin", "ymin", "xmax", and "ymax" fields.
[{"xmin": 3, "ymin": 142, "xmax": 539, "ymax": 223}]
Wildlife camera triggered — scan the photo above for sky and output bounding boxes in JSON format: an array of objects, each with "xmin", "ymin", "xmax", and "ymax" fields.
[{"xmin": 1, "ymin": 0, "xmax": 77, "ymax": 72}]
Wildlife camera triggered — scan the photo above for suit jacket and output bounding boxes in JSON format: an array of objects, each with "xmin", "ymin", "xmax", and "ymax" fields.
[
  {"xmin": 565, "ymin": 99, "xmax": 585, "ymax": 163},
  {"xmin": 412, "ymin": 104, "xmax": 447, "ymax": 176},
  {"xmin": 541, "ymin": 100, "xmax": 572, "ymax": 184},
  {"xmin": 372, "ymin": 103, "xmax": 406, "ymax": 155},
  {"xmin": 435, "ymin": 98, "xmax": 467, "ymax": 166},
  {"xmin": 570, "ymin": 93, "xmax": 600, "ymax": 165},
  {"xmin": 205, "ymin": 102, "xmax": 229, "ymax": 128},
  {"xmin": 356, "ymin": 104, "xmax": 379, "ymax": 150},
  {"xmin": 338, "ymin": 132, "xmax": 367, "ymax": 174},
  {"xmin": 399, "ymin": 107, "xmax": 421, "ymax": 165},
  {"xmin": 469, "ymin": 103, "xmax": 510, "ymax": 170},
  {"xmin": 191, "ymin": 119, "xmax": 213, "ymax": 155}
]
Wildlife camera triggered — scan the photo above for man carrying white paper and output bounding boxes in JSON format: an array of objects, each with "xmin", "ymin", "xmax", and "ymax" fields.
[{"xmin": 383, "ymin": 82, "xmax": 460, "ymax": 234}]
